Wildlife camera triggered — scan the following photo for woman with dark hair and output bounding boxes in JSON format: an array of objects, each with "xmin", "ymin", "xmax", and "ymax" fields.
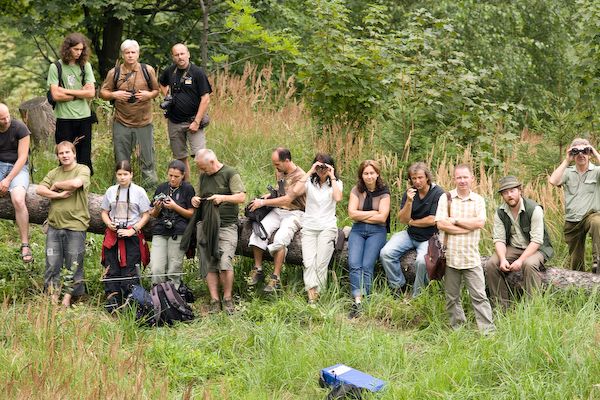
[
  {"xmin": 47, "ymin": 32, "xmax": 96, "ymax": 174},
  {"xmin": 149, "ymin": 160, "xmax": 195, "ymax": 288},
  {"xmin": 100, "ymin": 161, "xmax": 151, "ymax": 312},
  {"xmin": 347, "ymin": 159, "xmax": 390, "ymax": 318},
  {"xmin": 291, "ymin": 153, "xmax": 343, "ymax": 305}
]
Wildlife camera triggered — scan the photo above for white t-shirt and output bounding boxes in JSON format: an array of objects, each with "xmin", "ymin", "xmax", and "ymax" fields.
[
  {"xmin": 302, "ymin": 179, "xmax": 343, "ymax": 230},
  {"xmin": 101, "ymin": 183, "xmax": 151, "ymax": 226}
]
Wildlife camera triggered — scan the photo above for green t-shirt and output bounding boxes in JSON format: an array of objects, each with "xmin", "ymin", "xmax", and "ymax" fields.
[
  {"xmin": 199, "ymin": 165, "xmax": 245, "ymax": 227},
  {"xmin": 47, "ymin": 61, "xmax": 95, "ymax": 119},
  {"xmin": 41, "ymin": 164, "xmax": 91, "ymax": 231}
]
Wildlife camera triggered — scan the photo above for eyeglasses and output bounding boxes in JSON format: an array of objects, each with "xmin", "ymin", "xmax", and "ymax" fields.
[{"xmin": 570, "ymin": 147, "xmax": 592, "ymax": 156}]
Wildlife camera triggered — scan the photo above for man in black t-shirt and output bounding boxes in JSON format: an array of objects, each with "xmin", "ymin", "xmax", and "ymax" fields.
[
  {"xmin": 0, "ymin": 103, "xmax": 32, "ymax": 262},
  {"xmin": 380, "ymin": 162, "xmax": 444, "ymax": 297},
  {"xmin": 159, "ymin": 43, "xmax": 212, "ymax": 181}
]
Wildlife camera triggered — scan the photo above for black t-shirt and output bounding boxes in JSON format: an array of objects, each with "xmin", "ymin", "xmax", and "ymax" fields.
[
  {"xmin": 400, "ymin": 183, "xmax": 445, "ymax": 242},
  {"xmin": 0, "ymin": 120, "xmax": 29, "ymax": 164},
  {"xmin": 151, "ymin": 181, "xmax": 195, "ymax": 236},
  {"xmin": 159, "ymin": 63, "xmax": 212, "ymax": 124}
]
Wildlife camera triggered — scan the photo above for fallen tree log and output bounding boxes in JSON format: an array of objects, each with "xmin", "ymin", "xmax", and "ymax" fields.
[{"xmin": 0, "ymin": 184, "xmax": 599, "ymax": 290}]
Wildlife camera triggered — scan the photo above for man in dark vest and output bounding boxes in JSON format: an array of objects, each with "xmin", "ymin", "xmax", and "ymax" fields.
[{"xmin": 485, "ymin": 176, "xmax": 553, "ymax": 308}]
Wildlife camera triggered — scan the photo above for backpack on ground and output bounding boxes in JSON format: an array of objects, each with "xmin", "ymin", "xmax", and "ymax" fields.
[
  {"xmin": 126, "ymin": 284, "xmax": 156, "ymax": 325},
  {"xmin": 150, "ymin": 282, "xmax": 195, "ymax": 326}
]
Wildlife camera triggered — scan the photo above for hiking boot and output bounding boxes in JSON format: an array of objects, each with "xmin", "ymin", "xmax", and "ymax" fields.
[
  {"xmin": 348, "ymin": 302, "xmax": 362, "ymax": 319},
  {"xmin": 263, "ymin": 274, "xmax": 281, "ymax": 293},
  {"xmin": 222, "ymin": 298, "xmax": 235, "ymax": 315},
  {"xmin": 247, "ymin": 267, "xmax": 265, "ymax": 286},
  {"xmin": 208, "ymin": 299, "xmax": 221, "ymax": 314}
]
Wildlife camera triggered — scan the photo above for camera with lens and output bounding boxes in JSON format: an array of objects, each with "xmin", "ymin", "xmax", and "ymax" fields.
[
  {"xmin": 127, "ymin": 90, "xmax": 137, "ymax": 103},
  {"xmin": 116, "ymin": 221, "xmax": 128, "ymax": 230},
  {"xmin": 569, "ymin": 147, "xmax": 591, "ymax": 156},
  {"xmin": 163, "ymin": 219, "xmax": 174, "ymax": 229},
  {"xmin": 160, "ymin": 95, "xmax": 173, "ymax": 116},
  {"xmin": 154, "ymin": 192, "xmax": 168, "ymax": 202}
]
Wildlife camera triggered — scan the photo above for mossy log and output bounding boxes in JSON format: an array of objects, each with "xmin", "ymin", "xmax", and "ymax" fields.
[{"xmin": 0, "ymin": 184, "xmax": 599, "ymax": 290}]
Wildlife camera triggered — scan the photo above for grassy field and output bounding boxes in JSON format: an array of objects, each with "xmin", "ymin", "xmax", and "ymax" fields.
[{"xmin": 0, "ymin": 64, "xmax": 599, "ymax": 399}]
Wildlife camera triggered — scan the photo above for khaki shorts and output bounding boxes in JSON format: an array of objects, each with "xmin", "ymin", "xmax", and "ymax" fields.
[
  {"xmin": 167, "ymin": 119, "xmax": 206, "ymax": 159},
  {"xmin": 207, "ymin": 224, "xmax": 238, "ymax": 273}
]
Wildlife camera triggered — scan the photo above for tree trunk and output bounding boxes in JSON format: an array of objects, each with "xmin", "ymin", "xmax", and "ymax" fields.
[
  {"xmin": 18, "ymin": 97, "xmax": 55, "ymax": 145},
  {"xmin": 98, "ymin": 17, "xmax": 124, "ymax": 78},
  {"xmin": 1, "ymin": 184, "xmax": 599, "ymax": 290},
  {"xmin": 199, "ymin": 0, "xmax": 211, "ymax": 71}
]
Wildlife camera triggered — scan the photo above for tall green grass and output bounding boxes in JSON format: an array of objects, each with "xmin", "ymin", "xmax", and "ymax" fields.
[{"xmin": 1, "ymin": 289, "xmax": 599, "ymax": 398}]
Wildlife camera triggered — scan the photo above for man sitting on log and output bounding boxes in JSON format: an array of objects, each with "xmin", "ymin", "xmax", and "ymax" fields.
[
  {"xmin": 485, "ymin": 176, "xmax": 554, "ymax": 309},
  {"xmin": 379, "ymin": 162, "xmax": 444, "ymax": 297},
  {"xmin": 246, "ymin": 147, "xmax": 306, "ymax": 293},
  {"xmin": 549, "ymin": 138, "xmax": 600, "ymax": 271},
  {"xmin": 0, "ymin": 103, "xmax": 32, "ymax": 263}
]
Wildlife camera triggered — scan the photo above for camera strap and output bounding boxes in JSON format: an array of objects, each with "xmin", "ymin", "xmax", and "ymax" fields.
[
  {"xmin": 170, "ymin": 64, "xmax": 191, "ymax": 94},
  {"xmin": 114, "ymin": 184, "xmax": 131, "ymax": 226}
]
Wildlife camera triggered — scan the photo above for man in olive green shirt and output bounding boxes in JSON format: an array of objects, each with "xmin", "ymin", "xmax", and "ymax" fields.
[
  {"xmin": 37, "ymin": 141, "xmax": 90, "ymax": 307},
  {"xmin": 485, "ymin": 176, "xmax": 553, "ymax": 308},
  {"xmin": 549, "ymin": 138, "xmax": 600, "ymax": 271},
  {"xmin": 192, "ymin": 149, "xmax": 246, "ymax": 314}
]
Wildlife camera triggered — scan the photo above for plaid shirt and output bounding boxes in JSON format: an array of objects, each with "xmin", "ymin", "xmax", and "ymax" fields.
[{"xmin": 435, "ymin": 189, "xmax": 486, "ymax": 270}]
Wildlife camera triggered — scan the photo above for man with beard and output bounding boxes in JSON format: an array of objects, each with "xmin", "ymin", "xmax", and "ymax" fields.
[
  {"xmin": 485, "ymin": 176, "xmax": 553, "ymax": 308},
  {"xmin": 379, "ymin": 162, "xmax": 444, "ymax": 297},
  {"xmin": 246, "ymin": 147, "xmax": 306, "ymax": 293},
  {"xmin": 549, "ymin": 138, "xmax": 600, "ymax": 271}
]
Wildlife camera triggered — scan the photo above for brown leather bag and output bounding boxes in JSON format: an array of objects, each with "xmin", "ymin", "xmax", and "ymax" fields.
[{"xmin": 425, "ymin": 192, "xmax": 451, "ymax": 280}]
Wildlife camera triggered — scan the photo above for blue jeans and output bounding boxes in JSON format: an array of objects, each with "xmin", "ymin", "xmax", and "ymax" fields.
[
  {"xmin": 44, "ymin": 226, "xmax": 86, "ymax": 296},
  {"xmin": 379, "ymin": 230, "xmax": 429, "ymax": 296},
  {"xmin": 348, "ymin": 222, "xmax": 387, "ymax": 298}
]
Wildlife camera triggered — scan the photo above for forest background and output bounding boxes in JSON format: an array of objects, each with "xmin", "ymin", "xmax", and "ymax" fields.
[{"xmin": 1, "ymin": 0, "xmax": 600, "ymax": 398}]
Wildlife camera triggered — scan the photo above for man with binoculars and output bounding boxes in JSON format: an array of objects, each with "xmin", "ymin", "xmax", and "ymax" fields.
[
  {"xmin": 549, "ymin": 138, "xmax": 600, "ymax": 271},
  {"xmin": 100, "ymin": 39, "xmax": 160, "ymax": 188}
]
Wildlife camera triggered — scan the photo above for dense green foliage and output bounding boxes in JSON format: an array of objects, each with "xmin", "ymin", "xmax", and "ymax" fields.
[{"xmin": 2, "ymin": 0, "xmax": 598, "ymax": 172}]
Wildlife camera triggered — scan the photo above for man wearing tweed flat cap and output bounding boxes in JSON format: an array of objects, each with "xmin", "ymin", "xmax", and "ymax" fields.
[{"xmin": 485, "ymin": 176, "xmax": 553, "ymax": 308}]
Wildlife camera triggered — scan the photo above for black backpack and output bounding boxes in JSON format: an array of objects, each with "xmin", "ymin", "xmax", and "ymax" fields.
[
  {"xmin": 46, "ymin": 60, "xmax": 86, "ymax": 108},
  {"xmin": 244, "ymin": 183, "xmax": 282, "ymax": 240},
  {"xmin": 150, "ymin": 282, "xmax": 195, "ymax": 326}
]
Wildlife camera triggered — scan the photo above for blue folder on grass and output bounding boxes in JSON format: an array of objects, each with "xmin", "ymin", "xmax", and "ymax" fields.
[{"xmin": 320, "ymin": 364, "xmax": 386, "ymax": 392}]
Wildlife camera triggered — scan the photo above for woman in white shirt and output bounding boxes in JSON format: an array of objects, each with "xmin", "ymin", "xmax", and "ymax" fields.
[{"xmin": 292, "ymin": 153, "xmax": 343, "ymax": 305}]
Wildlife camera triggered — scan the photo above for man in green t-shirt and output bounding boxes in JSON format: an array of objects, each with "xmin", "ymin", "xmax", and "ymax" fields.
[
  {"xmin": 192, "ymin": 149, "xmax": 246, "ymax": 314},
  {"xmin": 37, "ymin": 141, "xmax": 90, "ymax": 307},
  {"xmin": 47, "ymin": 33, "xmax": 96, "ymax": 175}
]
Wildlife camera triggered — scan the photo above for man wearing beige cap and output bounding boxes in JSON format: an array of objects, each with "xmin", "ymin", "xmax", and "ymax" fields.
[{"xmin": 485, "ymin": 176, "xmax": 553, "ymax": 308}]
